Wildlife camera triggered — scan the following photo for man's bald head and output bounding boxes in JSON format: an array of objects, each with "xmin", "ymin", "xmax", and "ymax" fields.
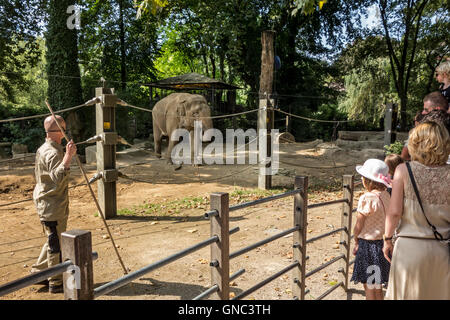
[
  {"xmin": 44, "ymin": 115, "xmax": 66, "ymax": 133},
  {"xmin": 422, "ymin": 91, "xmax": 448, "ymax": 114}
]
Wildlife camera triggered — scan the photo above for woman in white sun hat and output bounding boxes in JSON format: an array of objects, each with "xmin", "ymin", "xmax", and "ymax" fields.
[{"xmin": 351, "ymin": 158, "xmax": 391, "ymax": 300}]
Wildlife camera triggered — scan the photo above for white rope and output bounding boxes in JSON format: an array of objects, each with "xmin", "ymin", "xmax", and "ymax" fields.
[
  {"xmin": 274, "ymin": 108, "xmax": 356, "ymax": 124},
  {"xmin": 0, "ymin": 97, "xmax": 100, "ymax": 124},
  {"xmin": 118, "ymin": 99, "xmax": 260, "ymax": 120}
]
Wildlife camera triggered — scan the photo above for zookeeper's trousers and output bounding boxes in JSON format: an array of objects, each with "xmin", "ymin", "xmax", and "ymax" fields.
[{"xmin": 31, "ymin": 214, "xmax": 68, "ymax": 286}]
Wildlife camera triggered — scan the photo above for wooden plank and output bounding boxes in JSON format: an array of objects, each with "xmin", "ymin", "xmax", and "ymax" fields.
[
  {"xmin": 339, "ymin": 175, "xmax": 354, "ymax": 292},
  {"xmin": 62, "ymin": 230, "xmax": 94, "ymax": 300},
  {"xmin": 210, "ymin": 192, "xmax": 230, "ymax": 300},
  {"xmin": 292, "ymin": 176, "xmax": 308, "ymax": 300}
]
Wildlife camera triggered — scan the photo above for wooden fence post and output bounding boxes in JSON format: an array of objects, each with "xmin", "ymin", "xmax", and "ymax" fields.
[
  {"xmin": 258, "ymin": 30, "xmax": 275, "ymax": 190},
  {"xmin": 292, "ymin": 176, "xmax": 308, "ymax": 300},
  {"xmin": 383, "ymin": 103, "xmax": 393, "ymax": 149},
  {"xmin": 95, "ymin": 87, "xmax": 118, "ymax": 219},
  {"xmin": 61, "ymin": 230, "xmax": 94, "ymax": 300},
  {"xmin": 210, "ymin": 192, "xmax": 230, "ymax": 300},
  {"xmin": 339, "ymin": 175, "xmax": 354, "ymax": 292}
]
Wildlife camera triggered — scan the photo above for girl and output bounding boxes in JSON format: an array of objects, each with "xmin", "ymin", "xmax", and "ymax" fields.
[
  {"xmin": 351, "ymin": 159, "xmax": 391, "ymax": 300},
  {"xmin": 384, "ymin": 154, "xmax": 404, "ymax": 195}
]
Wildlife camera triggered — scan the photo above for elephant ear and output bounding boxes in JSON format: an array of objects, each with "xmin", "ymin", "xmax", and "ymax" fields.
[{"xmin": 177, "ymin": 99, "xmax": 187, "ymax": 116}]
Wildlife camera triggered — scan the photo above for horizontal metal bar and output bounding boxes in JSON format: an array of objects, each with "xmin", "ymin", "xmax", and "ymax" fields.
[
  {"xmin": 193, "ymin": 284, "xmax": 218, "ymax": 301},
  {"xmin": 204, "ymin": 209, "xmax": 218, "ymax": 219},
  {"xmin": 306, "ymin": 227, "xmax": 346, "ymax": 244},
  {"xmin": 0, "ymin": 260, "xmax": 73, "ymax": 297},
  {"xmin": 94, "ymin": 235, "xmax": 219, "ymax": 298},
  {"xmin": 316, "ymin": 281, "xmax": 343, "ymax": 300},
  {"xmin": 307, "ymin": 199, "xmax": 347, "ymax": 209},
  {"xmin": 229, "ymin": 189, "xmax": 302, "ymax": 212},
  {"xmin": 305, "ymin": 254, "xmax": 345, "ymax": 279},
  {"xmin": 229, "ymin": 226, "xmax": 240, "ymax": 235},
  {"xmin": 232, "ymin": 261, "xmax": 299, "ymax": 300},
  {"xmin": 230, "ymin": 225, "xmax": 300, "ymax": 260},
  {"xmin": 0, "ymin": 251, "xmax": 97, "ymax": 297},
  {"xmin": 192, "ymin": 268, "xmax": 246, "ymax": 300},
  {"xmin": 293, "ymin": 289, "xmax": 310, "ymax": 300}
]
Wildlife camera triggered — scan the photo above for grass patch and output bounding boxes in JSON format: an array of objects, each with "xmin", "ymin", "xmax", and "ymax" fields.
[{"xmin": 117, "ymin": 187, "xmax": 288, "ymax": 217}]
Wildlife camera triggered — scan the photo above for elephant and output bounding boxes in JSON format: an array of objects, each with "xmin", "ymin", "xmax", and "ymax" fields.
[{"xmin": 152, "ymin": 93, "xmax": 213, "ymax": 165}]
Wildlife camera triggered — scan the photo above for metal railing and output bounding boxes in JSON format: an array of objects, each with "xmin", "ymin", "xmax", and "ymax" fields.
[
  {"xmin": 0, "ymin": 251, "xmax": 98, "ymax": 297},
  {"xmin": 1, "ymin": 175, "xmax": 358, "ymax": 301},
  {"xmin": 93, "ymin": 227, "xmax": 239, "ymax": 298}
]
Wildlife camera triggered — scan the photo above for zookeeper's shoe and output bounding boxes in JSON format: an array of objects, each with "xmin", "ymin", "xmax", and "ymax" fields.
[
  {"xmin": 29, "ymin": 270, "xmax": 49, "ymax": 286},
  {"xmin": 49, "ymin": 284, "xmax": 63, "ymax": 294}
]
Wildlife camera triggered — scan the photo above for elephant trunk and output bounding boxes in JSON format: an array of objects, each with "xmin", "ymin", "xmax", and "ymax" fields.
[{"xmin": 201, "ymin": 117, "xmax": 213, "ymax": 142}]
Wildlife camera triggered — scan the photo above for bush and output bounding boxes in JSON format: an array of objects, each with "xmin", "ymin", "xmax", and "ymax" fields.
[
  {"xmin": 0, "ymin": 102, "xmax": 47, "ymax": 152},
  {"xmin": 384, "ymin": 141, "xmax": 404, "ymax": 155}
]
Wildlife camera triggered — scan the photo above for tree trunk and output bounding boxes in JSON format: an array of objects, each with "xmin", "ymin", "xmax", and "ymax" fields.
[
  {"xmin": 210, "ymin": 53, "xmax": 216, "ymax": 79},
  {"xmin": 46, "ymin": 0, "xmax": 83, "ymax": 142},
  {"xmin": 119, "ymin": 0, "xmax": 127, "ymax": 90}
]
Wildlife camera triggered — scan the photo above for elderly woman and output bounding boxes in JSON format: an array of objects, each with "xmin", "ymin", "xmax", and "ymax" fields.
[{"xmin": 383, "ymin": 121, "xmax": 450, "ymax": 299}]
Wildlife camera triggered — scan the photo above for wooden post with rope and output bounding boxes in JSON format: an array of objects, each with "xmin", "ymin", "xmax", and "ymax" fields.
[
  {"xmin": 44, "ymin": 100, "xmax": 128, "ymax": 275},
  {"xmin": 258, "ymin": 30, "xmax": 275, "ymax": 190},
  {"xmin": 95, "ymin": 87, "xmax": 118, "ymax": 219}
]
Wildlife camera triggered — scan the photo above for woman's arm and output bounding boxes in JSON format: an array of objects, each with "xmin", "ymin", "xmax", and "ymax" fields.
[
  {"xmin": 383, "ymin": 163, "xmax": 405, "ymax": 262},
  {"xmin": 353, "ymin": 213, "xmax": 367, "ymax": 240},
  {"xmin": 352, "ymin": 213, "xmax": 366, "ymax": 255}
]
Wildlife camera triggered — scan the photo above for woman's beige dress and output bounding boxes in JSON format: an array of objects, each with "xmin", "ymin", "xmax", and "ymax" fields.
[{"xmin": 386, "ymin": 161, "xmax": 450, "ymax": 300}]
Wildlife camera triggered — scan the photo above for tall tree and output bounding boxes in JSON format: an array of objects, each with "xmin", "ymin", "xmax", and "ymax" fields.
[
  {"xmin": 46, "ymin": 0, "xmax": 83, "ymax": 140},
  {"xmin": 377, "ymin": 0, "xmax": 443, "ymax": 129}
]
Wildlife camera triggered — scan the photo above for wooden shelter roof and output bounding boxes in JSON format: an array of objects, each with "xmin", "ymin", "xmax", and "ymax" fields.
[{"xmin": 144, "ymin": 72, "xmax": 240, "ymax": 90}]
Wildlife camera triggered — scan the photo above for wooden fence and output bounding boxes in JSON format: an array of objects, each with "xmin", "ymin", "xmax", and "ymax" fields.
[{"xmin": 0, "ymin": 175, "xmax": 359, "ymax": 300}]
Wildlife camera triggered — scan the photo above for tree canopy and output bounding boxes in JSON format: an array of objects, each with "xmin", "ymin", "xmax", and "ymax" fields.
[{"xmin": 1, "ymin": 0, "xmax": 449, "ymax": 149}]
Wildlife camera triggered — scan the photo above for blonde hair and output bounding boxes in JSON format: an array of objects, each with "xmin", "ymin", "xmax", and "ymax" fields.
[
  {"xmin": 384, "ymin": 154, "xmax": 404, "ymax": 176},
  {"xmin": 436, "ymin": 60, "xmax": 450, "ymax": 78},
  {"xmin": 362, "ymin": 177, "xmax": 386, "ymax": 192},
  {"xmin": 408, "ymin": 121, "xmax": 450, "ymax": 166}
]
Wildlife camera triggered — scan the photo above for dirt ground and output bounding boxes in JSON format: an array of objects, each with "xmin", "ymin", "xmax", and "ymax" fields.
[{"xmin": 0, "ymin": 141, "xmax": 379, "ymax": 300}]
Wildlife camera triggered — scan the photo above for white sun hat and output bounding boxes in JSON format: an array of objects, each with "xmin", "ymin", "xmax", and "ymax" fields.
[{"xmin": 356, "ymin": 158, "xmax": 392, "ymax": 188}]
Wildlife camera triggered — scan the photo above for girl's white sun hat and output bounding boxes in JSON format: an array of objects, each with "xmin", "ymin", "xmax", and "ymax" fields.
[{"xmin": 356, "ymin": 158, "xmax": 392, "ymax": 188}]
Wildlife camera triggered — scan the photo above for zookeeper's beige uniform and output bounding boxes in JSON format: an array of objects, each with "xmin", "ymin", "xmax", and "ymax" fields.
[{"xmin": 31, "ymin": 139, "xmax": 70, "ymax": 286}]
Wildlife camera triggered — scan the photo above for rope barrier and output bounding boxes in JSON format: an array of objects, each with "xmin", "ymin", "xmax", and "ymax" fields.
[
  {"xmin": 0, "ymin": 97, "xmax": 99, "ymax": 124},
  {"xmin": 274, "ymin": 108, "xmax": 356, "ymax": 124},
  {"xmin": 118, "ymin": 165, "xmax": 253, "ymax": 185},
  {"xmin": 0, "ymin": 181, "xmax": 88, "ymax": 209},
  {"xmin": 118, "ymin": 99, "xmax": 260, "ymax": 120},
  {"xmin": 279, "ymin": 159, "xmax": 357, "ymax": 169}
]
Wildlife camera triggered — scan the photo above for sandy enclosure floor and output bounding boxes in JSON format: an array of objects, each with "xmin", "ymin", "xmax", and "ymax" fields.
[{"xmin": 0, "ymin": 141, "xmax": 380, "ymax": 300}]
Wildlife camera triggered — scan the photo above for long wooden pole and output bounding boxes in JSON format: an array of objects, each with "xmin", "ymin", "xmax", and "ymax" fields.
[{"xmin": 45, "ymin": 100, "xmax": 128, "ymax": 275}]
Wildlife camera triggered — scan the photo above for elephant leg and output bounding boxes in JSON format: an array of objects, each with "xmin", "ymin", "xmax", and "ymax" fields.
[
  {"xmin": 153, "ymin": 124, "xmax": 162, "ymax": 158},
  {"xmin": 166, "ymin": 138, "xmax": 176, "ymax": 165}
]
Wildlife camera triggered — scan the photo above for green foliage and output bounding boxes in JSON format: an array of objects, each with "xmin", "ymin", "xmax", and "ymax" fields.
[
  {"xmin": 0, "ymin": 0, "xmax": 46, "ymax": 103},
  {"xmin": 46, "ymin": 0, "xmax": 83, "ymax": 111},
  {"xmin": 384, "ymin": 141, "xmax": 404, "ymax": 155},
  {"xmin": 0, "ymin": 103, "xmax": 46, "ymax": 152},
  {"xmin": 293, "ymin": 0, "xmax": 327, "ymax": 15}
]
